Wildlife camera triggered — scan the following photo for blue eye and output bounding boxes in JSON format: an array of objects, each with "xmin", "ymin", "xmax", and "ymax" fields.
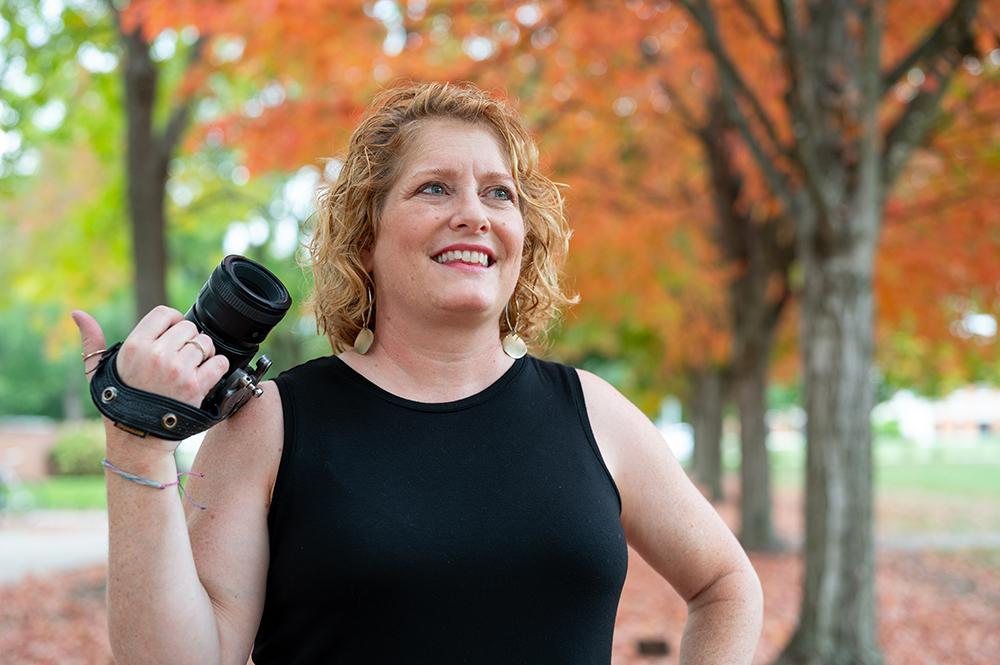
[
  {"xmin": 490, "ymin": 187, "xmax": 514, "ymax": 201},
  {"xmin": 420, "ymin": 183, "xmax": 445, "ymax": 195}
]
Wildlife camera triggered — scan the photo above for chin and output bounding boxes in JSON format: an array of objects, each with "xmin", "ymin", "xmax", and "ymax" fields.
[{"xmin": 435, "ymin": 293, "xmax": 503, "ymax": 317}]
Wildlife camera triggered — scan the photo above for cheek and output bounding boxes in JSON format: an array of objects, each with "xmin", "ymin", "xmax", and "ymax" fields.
[
  {"xmin": 508, "ymin": 218, "xmax": 527, "ymax": 263},
  {"xmin": 501, "ymin": 221, "xmax": 527, "ymax": 288}
]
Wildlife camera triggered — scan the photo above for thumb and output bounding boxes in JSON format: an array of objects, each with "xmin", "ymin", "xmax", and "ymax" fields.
[{"xmin": 72, "ymin": 310, "xmax": 108, "ymax": 382}]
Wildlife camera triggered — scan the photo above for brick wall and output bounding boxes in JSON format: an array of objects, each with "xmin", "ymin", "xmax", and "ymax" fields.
[{"xmin": 0, "ymin": 418, "xmax": 59, "ymax": 483}]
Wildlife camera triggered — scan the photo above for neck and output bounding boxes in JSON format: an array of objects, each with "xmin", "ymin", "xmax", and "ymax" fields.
[{"xmin": 338, "ymin": 311, "xmax": 516, "ymax": 403}]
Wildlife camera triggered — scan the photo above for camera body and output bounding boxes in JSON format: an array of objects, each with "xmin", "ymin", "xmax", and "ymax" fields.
[{"xmin": 184, "ymin": 255, "xmax": 292, "ymax": 419}]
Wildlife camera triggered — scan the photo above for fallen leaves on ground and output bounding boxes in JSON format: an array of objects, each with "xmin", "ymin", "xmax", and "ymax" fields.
[
  {"xmin": 0, "ymin": 565, "xmax": 112, "ymax": 665},
  {"xmin": 613, "ymin": 547, "xmax": 1000, "ymax": 665}
]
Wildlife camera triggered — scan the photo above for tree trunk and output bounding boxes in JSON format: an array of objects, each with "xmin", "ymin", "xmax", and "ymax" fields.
[
  {"xmin": 735, "ymin": 328, "xmax": 784, "ymax": 551},
  {"xmin": 697, "ymin": 94, "xmax": 793, "ymax": 551},
  {"xmin": 677, "ymin": 0, "xmax": 979, "ymax": 662},
  {"xmin": 122, "ymin": 27, "xmax": 169, "ymax": 321},
  {"xmin": 690, "ymin": 367, "xmax": 727, "ymax": 502},
  {"xmin": 117, "ymin": 17, "xmax": 201, "ymax": 322},
  {"xmin": 777, "ymin": 234, "xmax": 881, "ymax": 665}
]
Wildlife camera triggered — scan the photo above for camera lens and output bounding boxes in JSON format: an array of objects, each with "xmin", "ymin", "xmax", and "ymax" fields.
[{"xmin": 185, "ymin": 255, "xmax": 292, "ymax": 374}]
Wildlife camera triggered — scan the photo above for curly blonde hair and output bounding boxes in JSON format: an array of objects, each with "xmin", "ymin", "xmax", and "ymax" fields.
[{"xmin": 306, "ymin": 81, "xmax": 577, "ymax": 353}]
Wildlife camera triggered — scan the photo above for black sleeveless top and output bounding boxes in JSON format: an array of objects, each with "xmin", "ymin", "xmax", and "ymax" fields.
[{"xmin": 252, "ymin": 355, "xmax": 628, "ymax": 664}]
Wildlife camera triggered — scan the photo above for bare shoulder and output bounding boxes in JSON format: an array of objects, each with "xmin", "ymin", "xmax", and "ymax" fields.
[{"xmin": 574, "ymin": 368, "xmax": 658, "ymax": 479}]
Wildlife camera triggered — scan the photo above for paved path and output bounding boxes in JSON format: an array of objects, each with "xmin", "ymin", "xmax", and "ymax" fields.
[
  {"xmin": 877, "ymin": 531, "xmax": 1000, "ymax": 551},
  {"xmin": 0, "ymin": 510, "xmax": 108, "ymax": 584}
]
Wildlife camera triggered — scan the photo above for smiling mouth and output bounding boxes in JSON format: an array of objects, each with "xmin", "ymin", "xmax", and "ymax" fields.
[{"xmin": 433, "ymin": 250, "xmax": 491, "ymax": 267}]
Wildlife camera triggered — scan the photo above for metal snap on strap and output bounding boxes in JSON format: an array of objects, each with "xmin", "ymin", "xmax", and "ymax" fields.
[
  {"xmin": 102, "ymin": 387, "xmax": 117, "ymax": 402},
  {"xmin": 162, "ymin": 413, "xmax": 178, "ymax": 429}
]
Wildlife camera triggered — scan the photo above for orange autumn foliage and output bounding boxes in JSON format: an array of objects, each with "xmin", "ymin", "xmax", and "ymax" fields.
[{"xmin": 122, "ymin": 0, "xmax": 1000, "ymax": 394}]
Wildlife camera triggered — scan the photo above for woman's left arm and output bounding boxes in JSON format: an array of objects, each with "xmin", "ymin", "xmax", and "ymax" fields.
[{"xmin": 578, "ymin": 369, "xmax": 763, "ymax": 664}]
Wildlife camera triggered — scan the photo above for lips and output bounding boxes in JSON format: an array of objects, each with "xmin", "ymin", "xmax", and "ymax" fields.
[{"xmin": 432, "ymin": 249, "xmax": 492, "ymax": 267}]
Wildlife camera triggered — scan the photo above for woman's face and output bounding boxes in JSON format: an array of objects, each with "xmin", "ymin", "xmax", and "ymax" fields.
[{"xmin": 365, "ymin": 119, "xmax": 525, "ymax": 331}]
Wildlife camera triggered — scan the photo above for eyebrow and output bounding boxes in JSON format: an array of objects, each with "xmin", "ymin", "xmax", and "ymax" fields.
[{"xmin": 410, "ymin": 166, "xmax": 516, "ymax": 185}]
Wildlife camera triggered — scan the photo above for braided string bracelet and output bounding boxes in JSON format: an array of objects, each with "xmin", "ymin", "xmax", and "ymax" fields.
[{"xmin": 101, "ymin": 458, "xmax": 207, "ymax": 510}]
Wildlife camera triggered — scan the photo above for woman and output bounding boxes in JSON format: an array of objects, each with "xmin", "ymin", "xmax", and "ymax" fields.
[{"xmin": 74, "ymin": 81, "xmax": 761, "ymax": 664}]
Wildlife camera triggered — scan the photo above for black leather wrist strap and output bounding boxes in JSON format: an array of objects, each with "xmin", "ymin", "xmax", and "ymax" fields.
[{"xmin": 89, "ymin": 343, "xmax": 221, "ymax": 441}]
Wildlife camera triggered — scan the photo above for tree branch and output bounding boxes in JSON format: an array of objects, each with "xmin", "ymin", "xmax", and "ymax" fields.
[
  {"xmin": 881, "ymin": 0, "xmax": 980, "ymax": 93},
  {"xmin": 882, "ymin": 0, "xmax": 980, "ymax": 188},
  {"xmin": 733, "ymin": 0, "xmax": 781, "ymax": 46},
  {"xmin": 776, "ymin": 0, "xmax": 819, "ymax": 134},
  {"xmin": 676, "ymin": 0, "xmax": 794, "ymax": 209},
  {"xmin": 160, "ymin": 36, "xmax": 207, "ymax": 157},
  {"xmin": 657, "ymin": 78, "xmax": 704, "ymax": 136},
  {"xmin": 883, "ymin": 69, "xmax": 953, "ymax": 189},
  {"xmin": 774, "ymin": 0, "xmax": 830, "ymax": 219}
]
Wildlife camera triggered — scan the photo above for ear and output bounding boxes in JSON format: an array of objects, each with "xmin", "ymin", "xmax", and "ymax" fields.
[{"xmin": 360, "ymin": 246, "xmax": 374, "ymax": 272}]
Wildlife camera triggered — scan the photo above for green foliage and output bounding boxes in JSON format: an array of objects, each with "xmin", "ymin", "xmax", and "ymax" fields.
[
  {"xmin": 555, "ymin": 319, "xmax": 679, "ymax": 416},
  {"xmin": 0, "ymin": 304, "xmax": 75, "ymax": 417},
  {"xmin": 2, "ymin": 1, "xmax": 133, "ymax": 353},
  {"xmin": 767, "ymin": 382, "xmax": 803, "ymax": 410},
  {"xmin": 0, "ymin": 297, "xmax": 133, "ymax": 418},
  {"xmin": 49, "ymin": 419, "xmax": 105, "ymax": 476},
  {"xmin": 872, "ymin": 418, "xmax": 902, "ymax": 438},
  {"xmin": 1, "ymin": 0, "xmax": 123, "ymax": 192}
]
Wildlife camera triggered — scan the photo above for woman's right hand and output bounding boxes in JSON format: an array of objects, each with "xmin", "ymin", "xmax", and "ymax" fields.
[{"xmin": 73, "ymin": 306, "xmax": 230, "ymax": 410}]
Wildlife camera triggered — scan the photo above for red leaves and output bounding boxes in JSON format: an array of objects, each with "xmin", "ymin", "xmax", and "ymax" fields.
[{"xmin": 0, "ymin": 566, "xmax": 112, "ymax": 665}]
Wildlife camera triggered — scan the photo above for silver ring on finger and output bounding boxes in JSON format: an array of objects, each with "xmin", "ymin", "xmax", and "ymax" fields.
[{"xmin": 183, "ymin": 338, "xmax": 208, "ymax": 364}]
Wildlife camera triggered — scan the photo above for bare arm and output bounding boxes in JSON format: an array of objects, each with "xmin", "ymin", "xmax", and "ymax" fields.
[
  {"xmin": 578, "ymin": 369, "xmax": 763, "ymax": 664},
  {"xmin": 74, "ymin": 308, "xmax": 278, "ymax": 665}
]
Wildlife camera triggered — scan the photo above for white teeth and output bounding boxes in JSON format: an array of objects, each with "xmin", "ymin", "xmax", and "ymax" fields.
[{"xmin": 434, "ymin": 250, "xmax": 489, "ymax": 267}]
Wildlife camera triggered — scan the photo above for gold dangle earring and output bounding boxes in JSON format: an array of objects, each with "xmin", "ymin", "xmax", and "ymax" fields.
[
  {"xmin": 354, "ymin": 284, "xmax": 375, "ymax": 355},
  {"xmin": 501, "ymin": 300, "xmax": 527, "ymax": 359}
]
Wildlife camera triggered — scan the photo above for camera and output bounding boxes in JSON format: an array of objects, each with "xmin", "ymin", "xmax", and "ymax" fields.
[{"xmin": 184, "ymin": 255, "xmax": 292, "ymax": 418}]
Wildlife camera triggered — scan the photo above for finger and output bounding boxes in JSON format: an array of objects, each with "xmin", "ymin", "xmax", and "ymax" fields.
[
  {"xmin": 180, "ymin": 333, "xmax": 214, "ymax": 365},
  {"xmin": 154, "ymin": 317, "xmax": 202, "ymax": 352},
  {"xmin": 119, "ymin": 307, "xmax": 193, "ymax": 369},
  {"xmin": 197, "ymin": 355, "xmax": 230, "ymax": 394},
  {"xmin": 71, "ymin": 310, "xmax": 108, "ymax": 381},
  {"xmin": 176, "ymin": 354, "xmax": 229, "ymax": 408},
  {"xmin": 130, "ymin": 305, "xmax": 187, "ymax": 345}
]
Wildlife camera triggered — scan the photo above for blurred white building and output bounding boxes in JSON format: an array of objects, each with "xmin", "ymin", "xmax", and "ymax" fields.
[
  {"xmin": 654, "ymin": 397, "xmax": 694, "ymax": 462},
  {"xmin": 872, "ymin": 384, "xmax": 1000, "ymax": 445}
]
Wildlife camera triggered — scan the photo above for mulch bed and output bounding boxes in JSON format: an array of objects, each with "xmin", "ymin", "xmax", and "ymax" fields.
[{"xmin": 2, "ymin": 485, "xmax": 998, "ymax": 665}]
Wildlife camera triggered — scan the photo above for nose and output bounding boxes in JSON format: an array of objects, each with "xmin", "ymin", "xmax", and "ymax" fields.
[{"xmin": 450, "ymin": 191, "xmax": 491, "ymax": 234}]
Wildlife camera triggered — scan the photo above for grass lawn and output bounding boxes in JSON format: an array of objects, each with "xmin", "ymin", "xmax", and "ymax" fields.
[
  {"xmin": 737, "ymin": 434, "xmax": 1000, "ymax": 500},
  {"xmin": 875, "ymin": 462, "xmax": 1000, "ymax": 499},
  {"xmin": 18, "ymin": 475, "xmax": 107, "ymax": 510}
]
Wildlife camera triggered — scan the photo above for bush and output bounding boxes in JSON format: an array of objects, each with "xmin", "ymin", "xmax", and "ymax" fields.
[
  {"xmin": 49, "ymin": 420, "xmax": 106, "ymax": 476},
  {"xmin": 873, "ymin": 419, "xmax": 902, "ymax": 438}
]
